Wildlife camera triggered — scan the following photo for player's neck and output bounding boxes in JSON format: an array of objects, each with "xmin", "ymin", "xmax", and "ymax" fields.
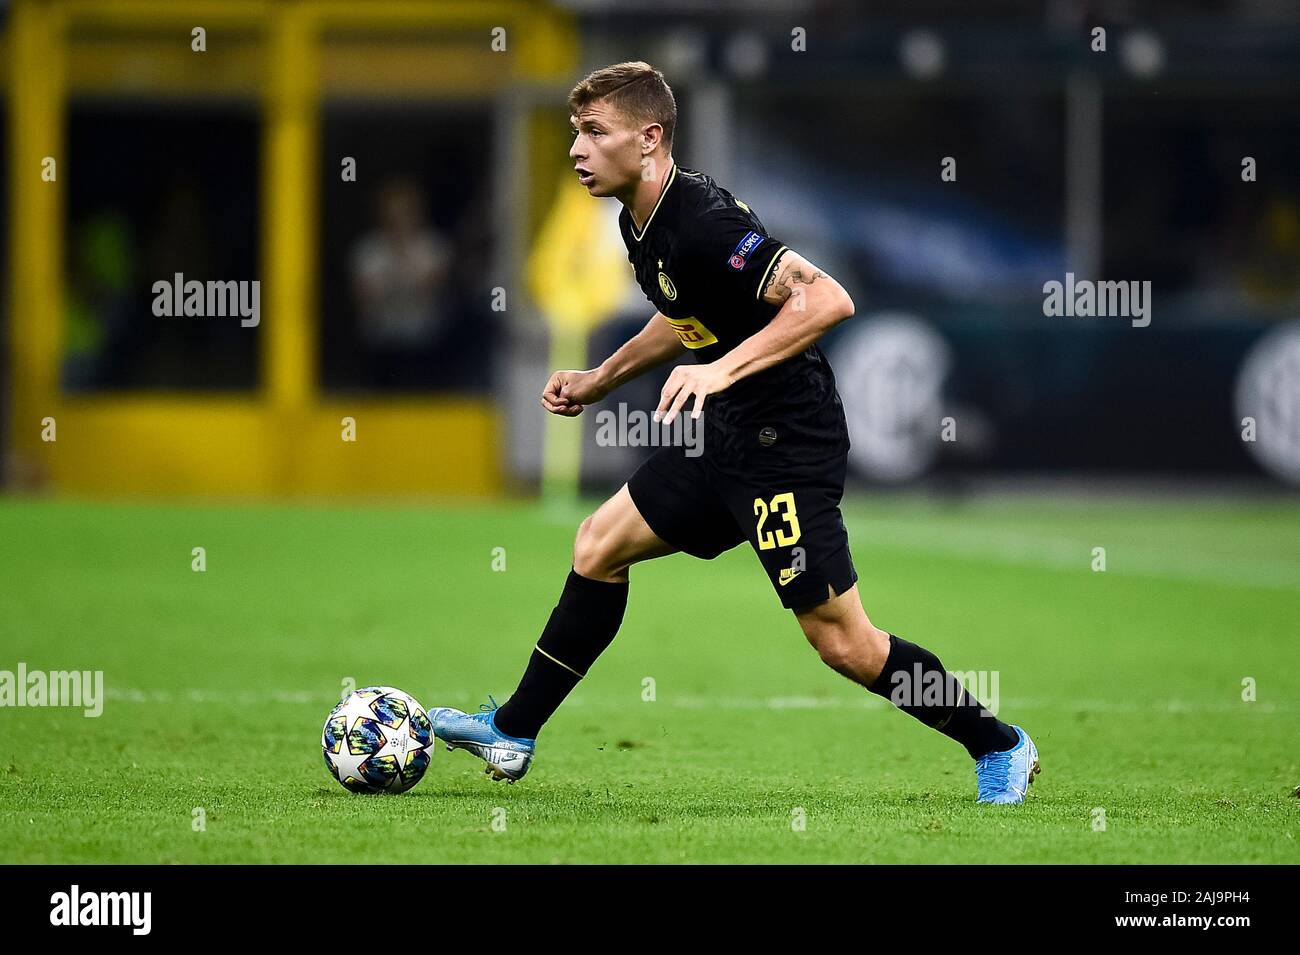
[{"xmin": 624, "ymin": 156, "xmax": 675, "ymax": 231}]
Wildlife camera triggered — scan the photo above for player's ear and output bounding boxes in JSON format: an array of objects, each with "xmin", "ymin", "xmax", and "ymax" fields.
[{"xmin": 641, "ymin": 122, "xmax": 664, "ymax": 154}]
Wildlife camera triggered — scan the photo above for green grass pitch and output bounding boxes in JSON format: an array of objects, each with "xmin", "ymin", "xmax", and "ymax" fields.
[{"xmin": 1, "ymin": 494, "xmax": 1297, "ymax": 864}]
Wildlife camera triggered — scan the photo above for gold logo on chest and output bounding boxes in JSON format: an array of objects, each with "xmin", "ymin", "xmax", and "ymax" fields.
[{"xmin": 656, "ymin": 259, "xmax": 677, "ymax": 301}]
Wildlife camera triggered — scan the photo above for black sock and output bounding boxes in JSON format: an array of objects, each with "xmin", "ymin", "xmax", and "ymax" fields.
[
  {"xmin": 866, "ymin": 633, "xmax": 1019, "ymax": 759},
  {"xmin": 493, "ymin": 568, "xmax": 629, "ymax": 740}
]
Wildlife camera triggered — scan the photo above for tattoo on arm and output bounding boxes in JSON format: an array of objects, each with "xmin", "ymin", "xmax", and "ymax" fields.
[{"xmin": 763, "ymin": 254, "xmax": 824, "ymax": 304}]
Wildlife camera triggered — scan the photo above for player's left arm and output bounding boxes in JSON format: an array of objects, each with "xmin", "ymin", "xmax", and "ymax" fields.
[{"xmin": 655, "ymin": 249, "xmax": 854, "ymax": 422}]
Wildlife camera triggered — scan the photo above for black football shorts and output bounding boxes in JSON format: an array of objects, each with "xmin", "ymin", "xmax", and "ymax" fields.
[{"xmin": 626, "ymin": 421, "xmax": 857, "ymax": 612}]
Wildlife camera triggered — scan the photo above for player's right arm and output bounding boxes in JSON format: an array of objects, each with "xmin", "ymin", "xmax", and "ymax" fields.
[{"xmin": 540, "ymin": 312, "xmax": 686, "ymax": 417}]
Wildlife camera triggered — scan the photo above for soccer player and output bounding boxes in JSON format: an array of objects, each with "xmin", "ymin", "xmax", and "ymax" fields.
[{"xmin": 432, "ymin": 62, "xmax": 1040, "ymax": 803}]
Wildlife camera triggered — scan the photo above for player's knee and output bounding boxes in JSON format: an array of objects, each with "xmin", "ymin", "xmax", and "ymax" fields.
[
  {"xmin": 573, "ymin": 513, "xmax": 621, "ymax": 580},
  {"xmin": 572, "ymin": 514, "xmax": 600, "ymax": 574},
  {"xmin": 803, "ymin": 620, "xmax": 857, "ymax": 673},
  {"xmin": 802, "ymin": 617, "xmax": 890, "ymax": 681}
]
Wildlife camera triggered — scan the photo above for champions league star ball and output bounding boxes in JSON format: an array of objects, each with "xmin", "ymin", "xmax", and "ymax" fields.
[{"xmin": 322, "ymin": 686, "xmax": 434, "ymax": 793}]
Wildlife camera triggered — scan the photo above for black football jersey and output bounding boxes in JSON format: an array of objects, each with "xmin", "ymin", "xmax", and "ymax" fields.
[{"xmin": 617, "ymin": 163, "xmax": 848, "ymax": 461}]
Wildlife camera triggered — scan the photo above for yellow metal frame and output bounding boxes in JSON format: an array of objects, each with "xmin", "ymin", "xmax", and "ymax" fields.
[{"xmin": 6, "ymin": 0, "xmax": 577, "ymax": 497}]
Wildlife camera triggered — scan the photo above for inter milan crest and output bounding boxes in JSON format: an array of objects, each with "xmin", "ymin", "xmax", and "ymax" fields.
[{"xmin": 657, "ymin": 260, "xmax": 677, "ymax": 301}]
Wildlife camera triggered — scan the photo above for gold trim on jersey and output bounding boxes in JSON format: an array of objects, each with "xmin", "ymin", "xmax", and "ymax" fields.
[
  {"xmin": 755, "ymin": 244, "xmax": 789, "ymax": 300},
  {"xmin": 629, "ymin": 163, "xmax": 679, "ymax": 242},
  {"xmin": 663, "ymin": 315, "xmax": 718, "ymax": 349}
]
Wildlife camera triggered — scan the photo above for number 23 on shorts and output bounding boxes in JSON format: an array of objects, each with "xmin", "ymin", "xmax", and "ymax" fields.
[{"xmin": 753, "ymin": 491, "xmax": 801, "ymax": 550}]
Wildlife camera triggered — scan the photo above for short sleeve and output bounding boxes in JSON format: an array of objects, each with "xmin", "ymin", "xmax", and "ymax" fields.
[{"xmin": 684, "ymin": 204, "xmax": 787, "ymax": 314}]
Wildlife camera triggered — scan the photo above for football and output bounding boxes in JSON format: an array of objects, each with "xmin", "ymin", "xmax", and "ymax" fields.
[{"xmin": 322, "ymin": 686, "xmax": 434, "ymax": 794}]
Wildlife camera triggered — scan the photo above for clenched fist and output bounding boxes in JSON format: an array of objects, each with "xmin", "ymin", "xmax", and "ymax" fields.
[{"xmin": 540, "ymin": 368, "xmax": 610, "ymax": 417}]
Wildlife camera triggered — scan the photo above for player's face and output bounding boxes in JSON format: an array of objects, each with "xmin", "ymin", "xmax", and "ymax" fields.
[{"xmin": 569, "ymin": 100, "xmax": 645, "ymax": 198}]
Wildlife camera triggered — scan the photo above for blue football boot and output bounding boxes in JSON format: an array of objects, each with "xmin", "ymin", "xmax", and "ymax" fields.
[
  {"xmin": 975, "ymin": 725, "xmax": 1041, "ymax": 804},
  {"xmin": 430, "ymin": 696, "xmax": 535, "ymax": 783}
]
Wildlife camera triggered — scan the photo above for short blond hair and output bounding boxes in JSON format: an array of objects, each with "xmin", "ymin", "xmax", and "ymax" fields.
[{"xmin": 568, "ymin": 61, "xmax": 677, "ymax": 150}]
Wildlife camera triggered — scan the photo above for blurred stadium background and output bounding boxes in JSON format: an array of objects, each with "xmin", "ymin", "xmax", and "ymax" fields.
[{"xmin": 2, "ymin": 0, "xmax": 1300, "ymax": 502}]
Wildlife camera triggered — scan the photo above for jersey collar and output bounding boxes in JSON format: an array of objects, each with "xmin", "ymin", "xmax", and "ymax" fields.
[{"xmin": 628, "ymin": 162, "xmax": 678, "ymax": 242}]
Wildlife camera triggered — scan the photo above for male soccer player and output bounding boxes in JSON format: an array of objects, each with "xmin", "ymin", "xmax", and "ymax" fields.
[{"xmin": 432, "ymin": 62, "xmax": 1040, "ymax": 803}]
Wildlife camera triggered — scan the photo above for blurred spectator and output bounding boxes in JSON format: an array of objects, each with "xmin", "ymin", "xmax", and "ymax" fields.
[
  {"xmin": 349, "ymin": 179, "xmax": 451, "ymax": 389},
  {"xmin": 1182, "ymin": 191, "xmax": 1300, "ymax": 316},
  {"xmin": 1230, "ymin": 195, "xmax": 1300, "ymax": 310},
  {"xmin": 62, "ymin": 210, "xmax": 135, "ymax": 390}
]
